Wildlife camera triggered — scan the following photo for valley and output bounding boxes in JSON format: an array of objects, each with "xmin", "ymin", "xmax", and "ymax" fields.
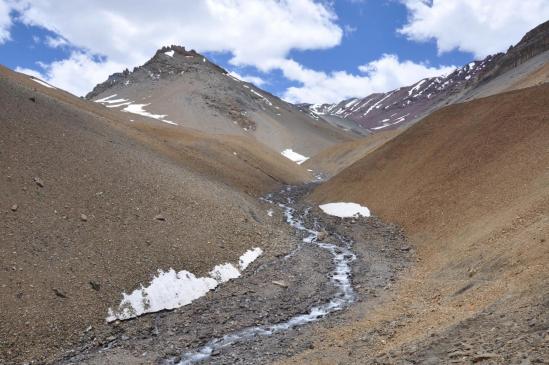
[{"xmin": 1, "ymin": 16, "xmax": 548, "ymax": 365}]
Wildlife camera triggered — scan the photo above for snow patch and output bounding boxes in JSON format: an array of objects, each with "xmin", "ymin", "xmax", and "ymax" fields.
[
  {"xmin": 319, "ymin": 202, "xmax": 371, "ymax": 218},
  {"xmin": 122, "ymin": 103, "xmax": 177, "ymax": 125},
  {"xmin": 281, "ymin": 149, "xmax": 309, "ymax": 165},
  {"xmin": 30, "ymin": 77, "xmax": 56, "ymax": 89},
  {"xmin": 165, "ymin": 50, "xmax": 175, "ymax": 57},
  {"xmin": 106, "ymin": 247, "xmax": 263, "ymax": 321},
  {"xmin": 239, "ymin": 248, "xmax": 263, "ymax": 270}
]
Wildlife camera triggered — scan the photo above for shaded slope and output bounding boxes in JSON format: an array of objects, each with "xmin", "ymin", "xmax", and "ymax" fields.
[{"xmin": 0, "ymin": 66, "xmax": 304, "ymax": 364}]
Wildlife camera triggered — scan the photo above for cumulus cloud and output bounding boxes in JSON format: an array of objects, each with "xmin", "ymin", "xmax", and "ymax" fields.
[
  {"xmin": 228, "ymin": 71, "xmax": 266, "ymax": 87},
  {"xmin": 399, "ymin": 0, "xmax": 549, "ymax": 58},
  {"xmin": 17, "ymin": 52, "xmax": 124, "ymax": 95},
  {"xmin": 0, "ymin": 0, "xmax": 13, "ymax": 43},
  {"xmin": 6, "ymin": 0, "xmax": 342, "ymax": 95},
  {"xmin": 281, "ymin": 54, "xmax": 455, "ymax": 104}
]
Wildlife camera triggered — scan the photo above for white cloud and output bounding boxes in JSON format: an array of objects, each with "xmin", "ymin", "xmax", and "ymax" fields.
[
  {"xmin": 228, "ymin": 71, "xmax": 266, "ymax": 87},
  {"xmin": 8, "ymin": 0, "xmax": 342, "ymax": 95},
  {"xmin": 45, "ymin": 35, "xmax": 68, "ymax": 48},
  {"xmin": 17, "ymin": 52, "xmax": 124, "ymax": 96},
  {"xmin": 281, "ymin": 54, "xmax": 455, "ymax": 104},
  {"xmin": 399, "ymin": 0, "xmax": 549, "ymax": 58},
  {"xmin": 0, "ymin": 0, "xmax": 13, "ymax": 43}
]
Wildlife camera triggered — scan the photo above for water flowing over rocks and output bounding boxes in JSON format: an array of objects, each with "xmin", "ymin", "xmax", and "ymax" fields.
[{"xmin": 57, "ymin": 185, "xmax": 412, "ymax": 364}]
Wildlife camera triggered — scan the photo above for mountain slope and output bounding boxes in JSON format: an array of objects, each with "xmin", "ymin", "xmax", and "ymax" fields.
[
  {"xmin": 302, "ymin": 84, "xmax": 549, "ymax": 363},
  {"xmin": 0, "ymin": 65, "xmax": 306, "ymax": 364},
  {"xmin": 304, "ymin": 20, "xmax": 549, "ymax": 132},
  {"xmin": 86, "ymin": 46, "xmax": 354, "ymax": 160}
]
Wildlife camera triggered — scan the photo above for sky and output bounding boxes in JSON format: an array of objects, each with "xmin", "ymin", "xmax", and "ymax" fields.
[{"xmin": 1, "ymin": 0, "xmax": 547, "ymax": 104}]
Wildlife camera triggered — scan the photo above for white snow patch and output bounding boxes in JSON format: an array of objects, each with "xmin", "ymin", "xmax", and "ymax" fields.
[
  {"xmin": 238, "ymin": 247, "xmax": 263, "ymax": 270},
  {"xmin": 249, "ymin": 88, "xmax": 273, "ymax": 106},
  {"xmin": 122, "ymin": 103, "xmax": 177, "ymax": 125},
  {"xmin": 165, "ymin": 50, "xmax": 175, "ymax": 57},
  {"xmin": 106, "ymin": 247, "xmax": 263, "ymax": 321},
  {"xmin": 319, "ymin": 202, "xmax": 371, "ymax": 218},
  {"xmin": 30, "ymin": 77, "xmax": 56, "ymax": 89},
  {"xmin": 408, "ymin": 79, "xmax": 426, "ymax": 96},
  {"xmin": 267, "ymin": 209, "xmax": 273, "ymax": 217},
  {"xmin": 209, "ymin": 263, "xmax": 241, "ymax": 282},
  {"xmin": 281, "ymin": 149, "xmax": 309, "ymax": 165}
]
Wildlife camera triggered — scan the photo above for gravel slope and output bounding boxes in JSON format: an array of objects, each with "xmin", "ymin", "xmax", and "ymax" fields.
[{"xmin": 0, "ymin": 66, "xmax": 307, "ymax": 364}]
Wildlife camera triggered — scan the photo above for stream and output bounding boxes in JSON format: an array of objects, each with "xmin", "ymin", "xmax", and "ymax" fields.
[{"xmin": 167, "ymin": 186, "xmax": 358, "ymax": 364}]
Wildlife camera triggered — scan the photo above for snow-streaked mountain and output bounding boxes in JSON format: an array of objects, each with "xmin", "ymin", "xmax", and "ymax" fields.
[
  {"xmin": 302, "ymin": 20, "xmax": 549, "ymax": 132},
  {"xmin": 86, "ymin": 46, "xmax": 353, "ymax": 159}
]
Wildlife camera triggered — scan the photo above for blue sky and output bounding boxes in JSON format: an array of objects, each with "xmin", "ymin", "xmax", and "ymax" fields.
[{"xmin": 1, "ymin": 0, "xmax": 546, "ymax": 103}]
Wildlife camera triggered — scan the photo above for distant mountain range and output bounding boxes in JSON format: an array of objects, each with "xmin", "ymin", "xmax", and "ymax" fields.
[{"xmin": 299, "ymin": 20, "xmax": 549, "ymax": 133}]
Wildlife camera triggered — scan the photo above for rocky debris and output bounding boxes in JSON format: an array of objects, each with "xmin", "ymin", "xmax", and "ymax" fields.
[
  {"xmin": 272, "ymin": 280, "xmax": 288, "ymax": 288},
  {"xmin": 29, "ymin": 96, "xmax": 36, "ymax": 103},
  {"xmin": 53, "ymin": 288, "xmax": 68, "ymax": 299},
  {"xmin": 154, "ymin": 214, "xmax": 166, "ymax": 221},
  {"xmin": 33, "ymin": 177, "xmax": 44, "ymax": 187},
  {"xmin": 89, "ymin": 281, "xmax": 101, "ymax": 291},
  {"xmin": 80, "ymin": 214, "xmax": 88, "ymax": 222},
  {"xmin": 10, "ymin": 204, "xmax": 18, "ymax": 212},
  {"xmin": 56, "ymin": 184, "xmax": 412, "ymax": 365}
]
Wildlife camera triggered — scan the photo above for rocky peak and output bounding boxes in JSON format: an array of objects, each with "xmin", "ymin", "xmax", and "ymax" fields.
[{"xmin": 86, "ymin": 45, "xmax": 227, "ymax": 99}]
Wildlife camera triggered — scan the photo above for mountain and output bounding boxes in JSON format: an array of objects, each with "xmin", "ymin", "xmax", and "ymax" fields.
[
  {"xmin": 86, "ymin": 46, "xmax": 354, "ymax": 162},
  {"xmin": 303, "ymin": 20, "xmax": 549, "ymax": 132},
  {"xmin": 307, "ymin": 83, "xmax": 549, "ymax": 363}
]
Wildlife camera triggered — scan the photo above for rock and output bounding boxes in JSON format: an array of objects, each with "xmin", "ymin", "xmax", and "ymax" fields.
[
  {"xmin": 29, "ymin": 97, "xmax": 36, "ymax": 103},
  {"xmin": 53, "ymin": 288, "xmax": 67, "ymax": 298},
  {"xmin": 89, "ymin": 281, "xmax": 101, "ymax": 291},
  {"xmin": 400, "ymin": 245, "xmax": 411, "ymax": 252},
  {"xmin": 472, "ymin": 353, "xmax": 500, "ymax": 362},
  {"xmin": 272, "ymin": 280, "xmax": 288, "ymax": 288},
  {"xmin": 80, "ymin": 214, "xmax": 88, "ymax": 222},
  {"xmin": 33, "ymin": 177, "xmax": 44, "ymax": 187},
  {"xmin": 154, "ymin": 214, "xmax": 166, "ymax": 221},
  {"xmin": 10, "ymin": 204, "xmax": 18, "ymax": 212}
]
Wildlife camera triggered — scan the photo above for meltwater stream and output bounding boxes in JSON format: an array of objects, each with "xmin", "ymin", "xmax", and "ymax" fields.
[{"xmin": 168, "ymin": 187, "xmax": 357, "ymax": 364}]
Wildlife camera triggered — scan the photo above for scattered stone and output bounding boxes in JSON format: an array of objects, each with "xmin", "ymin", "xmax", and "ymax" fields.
[
  {"xmin": 154, "ymin": 214, "xmax": 166, "ymax": 221},
  {"xmin": 272, "ymin": 280, "xmax": 288, "ymax": 288},
  {"xmin": 53, "ymin": 288, "xmax": 67, "ymax": 298},
  {"xmin": 10, "ymin": 204, "xmax": 18, "ymax": 212},
  {"xmin": 472, "ymin": 353, "xmax": 500, "ymax": 362},
  {"xmin": 29, "ymin": 97, "xmax": 36, "ymax": 103},
  {"xmin": 33, "ymin": 177, "xmax": 44, "ymax": 187},
  {"xmin": 80, "ymin": 214, "xmax": 88, "ymax": 222},
  {"xmin": 89, "ymin": 281, "xmax": 101, "ymax": 291},
  {"xmin": 400, "ymin": 245, "xmax": 411, "ymax": 252}
]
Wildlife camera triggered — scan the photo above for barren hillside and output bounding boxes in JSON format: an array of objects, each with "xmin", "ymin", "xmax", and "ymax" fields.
[
  {"xmin": 0, "ymin": 65, "xmax": 307, "ymax": 364},
  {"xmin": 298, "ymin": 84, "xmax": 549, "ymax": 364}
]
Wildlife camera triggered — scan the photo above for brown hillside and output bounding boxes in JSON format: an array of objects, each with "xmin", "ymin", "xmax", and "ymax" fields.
[
  {"xmin": 294, "ymin": 84, "xmax": 549, "ymax": 364},
  {"xmin": 0, "ymin": 66, "xmax": 303, "ymax": 363},
  {"xmin": 303, "ymin": 129, "xmax": 400, "ymax": 177}
]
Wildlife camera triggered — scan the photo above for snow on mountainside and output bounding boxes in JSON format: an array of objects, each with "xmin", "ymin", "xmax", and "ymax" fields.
[
  {"xmin": 303, "ymin": 20, "xmax": 549, "ymax": 132},
  {"xmin": 303, "ymin": 56, "xmax": 499, "ymax": 132},
  {"xmin": 86, "ymin": 46, "xmax": 353, "ymax": 158}
]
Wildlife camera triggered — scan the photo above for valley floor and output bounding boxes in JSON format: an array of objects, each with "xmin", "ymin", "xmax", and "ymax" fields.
[{"xmin": 51, "ymin": 185, "xmax": 412, "ymax": 364}]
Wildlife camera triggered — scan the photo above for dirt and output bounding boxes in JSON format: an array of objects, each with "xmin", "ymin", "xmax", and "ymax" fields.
[
  {"xmin": 40, "ymin": 185, "xmax": 413, "ymax": 364},
  {"xmin": 0, "ymin": 65, "xmax": 306, "ymax": 364},
  {"xmin": 297, "ymin": 84, "xmax": 549, "ymax": 364}
]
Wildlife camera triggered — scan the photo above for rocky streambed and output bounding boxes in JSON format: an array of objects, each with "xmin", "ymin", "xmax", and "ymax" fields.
[{"xmin": 58, "ymin": 185, "xmax": 413, "ymax": 364}]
